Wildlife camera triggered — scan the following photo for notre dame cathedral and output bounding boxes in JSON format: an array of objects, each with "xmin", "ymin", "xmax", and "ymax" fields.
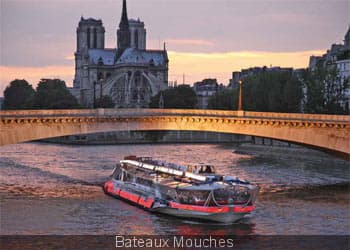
[{"xmin": 70, "ymin": 0, "xmax": 169, "ymax": 108}]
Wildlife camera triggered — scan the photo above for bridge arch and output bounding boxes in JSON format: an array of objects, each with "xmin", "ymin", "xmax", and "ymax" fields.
[{"xmin": 0, "ymin": 109, "xmax": 349, "ymax": 158}]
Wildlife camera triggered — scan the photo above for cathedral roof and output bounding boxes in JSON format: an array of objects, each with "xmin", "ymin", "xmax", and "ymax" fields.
[
  {"xmin": 88, "ymin": 49, "xmax": 116, "ymax": 65},
  {"xmin": 116, "ymin": 48, "xmax": 167, "ymax": 66}
]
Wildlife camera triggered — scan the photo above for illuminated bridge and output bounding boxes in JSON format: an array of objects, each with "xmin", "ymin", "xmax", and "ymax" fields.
[{"xmin": 0, "ymin": 109, "xmax": 349, "ymax": 157}]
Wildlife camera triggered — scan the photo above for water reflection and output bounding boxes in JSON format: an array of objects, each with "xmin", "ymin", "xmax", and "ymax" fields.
[{"xmin": 0, "ymin": 143, "xmax": 349, "ymax": 235}]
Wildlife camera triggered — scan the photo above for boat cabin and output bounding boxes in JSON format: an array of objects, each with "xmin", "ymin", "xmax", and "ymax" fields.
[{"xmin": 110, "ymin": 156, "xmax": 257, "ymax": 207}]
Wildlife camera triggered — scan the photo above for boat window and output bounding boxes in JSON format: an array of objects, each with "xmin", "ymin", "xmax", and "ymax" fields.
[
  {"xmin": 112, "ymin": 166, "xmax": 122, "ymax": 180},
  {"xmin": 187, "ymin": 165, "xmax": 194, "ymax": 173},
  {"xmin": 197, "ymin": 165, "xmax": 216, "ymax": 174},
  {"xmin": 213, "ymin": 186, "xmax": 251, "ymax": 205},
  {"xmin": 176, "ymin": 190, "xmax": 211, "ymax": 206},
  {"xmin": 123, "ymin": 171, "xmax": 134, "ymax": 182},
  {"xmin": 136, "ymin": 177, "xmax": 153, "ymax": 187}
]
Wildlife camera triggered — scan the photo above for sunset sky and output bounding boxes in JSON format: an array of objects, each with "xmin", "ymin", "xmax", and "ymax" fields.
[{"xmin": 1, "ymin": 0, "xmax": 349, "ymax": 95}]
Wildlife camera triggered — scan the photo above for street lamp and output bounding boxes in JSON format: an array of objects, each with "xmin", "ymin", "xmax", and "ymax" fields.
[
  {"xmin": 238, "ymin": 80, "xmax": 243, "ymax": 111},
  {"xmin": 99, "ymin": 77, "xmax": 103, "ymax": 107},
  {"xmin": 93, "ymin": 81, "xmax": 97, "ymax": 108}
]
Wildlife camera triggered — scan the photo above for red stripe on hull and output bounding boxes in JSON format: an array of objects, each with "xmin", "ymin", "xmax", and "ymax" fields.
[
  {"xmin": 104, "ymin": 182, "xmax": 255, "ymax": 214},
  {"xmin": 104, "ymin": 181, "xmax": 113, "ymax": 193},
  {"xmin": 138, "ymin": 197, "xmax": 154, "ymax": 208},
  {"xmin": 119, "ymin": 190, "xmax": 140, "ymax": 203},
  {"xmin": 233, "ymin": 206, "xmax": 255, "ymax": 213},
  {"xmin": 169, "ymin": 202, "xmax": 255, "ymax": 214},
  {"xmin": 105, "ymin": 183, "xmax": 154, "ymax": 209},
  {"xmin": 169, "ymin": 202, "xmax": 230, "ymax": 213}
]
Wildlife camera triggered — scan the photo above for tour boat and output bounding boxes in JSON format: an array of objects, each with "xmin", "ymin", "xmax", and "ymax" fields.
[{"xmin": 103, "ymin": 156, "xmax": 259, "ymax": 223}]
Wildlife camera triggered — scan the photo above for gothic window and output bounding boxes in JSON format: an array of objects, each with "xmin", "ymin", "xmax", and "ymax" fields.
[
  {"xmin": 134, "ymin": 71, "xmax": 141, "ymax": 86},
  {"xmin": 87, "ymin": 28, "xmax": 91, "ymax": 48},
  {"xmin": 134, "ymin": 30, "xmax": 139, "ymax": 49},
  {"xmin": 93, "ymin": 28, "xmax": 97, "ymax": 48},
  {"xmin": 133, "ymin": 90, "xmax": 138, "ymax": 100},
  {"xmin": 98, "ymin": 72, "xmax": 103, "ymax": 80}
]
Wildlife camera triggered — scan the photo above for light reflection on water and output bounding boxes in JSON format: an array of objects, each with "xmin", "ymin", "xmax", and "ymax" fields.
[{"xmin": 0, "ymin": 142, "xmax": 349, "ymax": 235}]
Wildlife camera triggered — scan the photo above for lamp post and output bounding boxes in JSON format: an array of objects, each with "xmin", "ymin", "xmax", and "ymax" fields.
[
  {"xmin": 99, "ymin": 77, "xmax": 103, "ymax": 108},
  {"xmin": 238, "ymin": 80, "xmax": 243, "ymax": 111},
  {"xmin": 93, "ymin": 81, "xmax": 97, "ymax": 108}
]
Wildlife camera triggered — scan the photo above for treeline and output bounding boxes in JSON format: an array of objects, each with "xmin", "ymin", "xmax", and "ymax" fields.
[
  {"xmin": 209, "ymin": 67, "xmax": 349, "ymax": 115},
  {"xmin": 3, "ymin": 79, "xmax": 79, "ymax": 110},
  {"xmin": 209, "ymin": 70, "xmax": 303, "ymax": 113},
  {"xmin": 303, "ymin": 66, "xmax": 349, "ymax": 114},
  {"xmin": 149, "ymin": 85, "xmax": 197, "ymax": 109},
  {"xmin": 2, "ymin": 66, "xmax": 349, "ymax": 114},
  {"xmin": 2, "ymin": 79, "xmax": 115, "ymax": 110}
]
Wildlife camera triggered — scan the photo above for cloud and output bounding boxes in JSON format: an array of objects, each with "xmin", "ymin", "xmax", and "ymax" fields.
[
  {"xmin": 65, "ymin": 55, "xmax": 75, "ymax": 60},
  {"xmin": 0, "ymin": 66, "xmax": 74, "ymax": 94},
  {"xmin": 167, "ymin": 49, "xmax": 325, "ymax": 84},
  {"xmin": 165, "ymin": 39, "xmax": 215, "ymax": 46}
]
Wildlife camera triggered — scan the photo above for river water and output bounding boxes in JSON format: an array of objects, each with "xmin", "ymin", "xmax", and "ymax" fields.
[{"xmin": 0, "ymin": 143, "xmax": 349, "ymax": 235}]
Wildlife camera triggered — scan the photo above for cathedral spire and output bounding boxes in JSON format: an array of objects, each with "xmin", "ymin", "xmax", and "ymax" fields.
[
  {"xmin": 117, "ymin": 0, "xmax": 131, "ymax": 50},
  {"xmin": 120, "ymin": 0, "xmax": 129, "ymax": 29}
]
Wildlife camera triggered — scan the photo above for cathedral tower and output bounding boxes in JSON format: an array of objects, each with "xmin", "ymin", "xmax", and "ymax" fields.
[
  {"xmin": 74, "ymin": 17, "xmax": 105, "ymax": 89},
  {"xmin": 129, "ymin": 18, "xmax": 146, "ymax": 50},
  {"xmin": 117, "ymin": 0, "xmax": 131, "ymax": 50},
  {"xmin": 76, "ymin": 17, "xmax": 105, "ymax": 53}
]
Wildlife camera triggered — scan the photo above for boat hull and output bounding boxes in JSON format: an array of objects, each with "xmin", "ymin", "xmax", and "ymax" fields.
[
  {"xmin": 104, "ymin": 180, "xmax": 255, "ymax": 223},
  {"xmin": 152, "ymin": 207, "xmax": 247, "ymax": 223}
]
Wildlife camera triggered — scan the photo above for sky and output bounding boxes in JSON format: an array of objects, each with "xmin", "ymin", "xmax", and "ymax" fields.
[{"xmin": 0, "ymin": 0, "xmax": 349, "ymax": 95}]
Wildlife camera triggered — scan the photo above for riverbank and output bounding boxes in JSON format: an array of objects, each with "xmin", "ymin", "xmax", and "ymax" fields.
[
  {"xmin": 40, "ymin": 131, "xmax": 251, "ymax": 145},
  {"xmin": 233, "ymin": 143, "xmax": 348, "ymax": 162}
]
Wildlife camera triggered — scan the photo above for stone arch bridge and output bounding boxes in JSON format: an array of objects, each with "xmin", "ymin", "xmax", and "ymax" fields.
[{"xmin": 0, "ymin": 109, "xmax": 349, "ymax": 158}]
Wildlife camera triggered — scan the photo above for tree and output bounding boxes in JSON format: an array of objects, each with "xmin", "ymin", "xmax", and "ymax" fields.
[
  {"xmin": 33, "ymin": 79, "xmax": 79, "ymax": 109},
  {"xmin": 3, "ymin": 79, "xmax": 35, "ymax": 110},
  {"xmin": 95, "ymin": 95, "xmax": 115, "ymax": 108},
  {"xmin": 149, "ymin": 85, "xmax": 197, "ymax": 109},
  {"xmin": 208, "ymin": 71, "xmax": 303, "ymax": 113},
  {"xmin": 208, "ymin": 88, "xmax": 237, "ymax": 110},
  {"xmin": 304, "ymin": 66, "xmax": 349, "ymax": 114},
  {"xmin": 283, "ymin": 76, "xmax": 303, "ymax": 113},
  {"xmin": 148, "ymin": 85, "xmax": 196, "ymax": 141}
]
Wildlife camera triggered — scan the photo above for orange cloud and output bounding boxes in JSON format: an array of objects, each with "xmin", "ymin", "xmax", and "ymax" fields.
[
  {"xmin": 0, "ymin": 65, "xmax": 74, "ymax": 93},
  {"xmin": 166, "ymin": 39, "xmax": 215, "ymax": 46},
  {"xmin": 167, "ymin": 50, "xmax": 325, "ymax": 84},
  {"xmin": 64, "ymin": 55, "xmax": 75, "ymax": 60}
]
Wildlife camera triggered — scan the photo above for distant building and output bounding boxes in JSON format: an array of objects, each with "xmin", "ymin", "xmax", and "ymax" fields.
[
  {"xmin": 193, "ymin": 79, "xmax": 219, "ymax": 109},
  {"xmin": 71, "ymin": 0, "xmax": 168, "ymax": 108},
  {"xmin": 0, "ymin": 97, "xmax": 4, "ymax": 110},
  {"xmin": 229, "ymin": 66, "xmax": 293, "ymax": 88},
  {"xmin": 309, "ymin": 26, "xmax": 349, "ymax": 70},
  {"xmin": 309, "ymin": 26, "xmax": 350, "ymax": 111}
]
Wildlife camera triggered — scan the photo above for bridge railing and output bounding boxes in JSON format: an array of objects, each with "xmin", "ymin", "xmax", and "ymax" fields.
[
  {"xmin": 0, "ymin": 109, "xmax": 241, "ymax": 118},
  {"xmin": 0, "ymin": 109, "xmax": 349, "ymax": 122},
  {"xmin": 243, "ymin": 111, "xmax": 350, "ymax": 122}
]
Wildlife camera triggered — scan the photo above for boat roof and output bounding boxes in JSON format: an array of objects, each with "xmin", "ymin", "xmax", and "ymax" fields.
[
  {"xmin": 118, "ymin": 157, "xmax": 253, "ymax": 191},
  {"xmin": 120, "ymin": 159, "xmax": 231, "ymax": 190},
  {"xmin": 121, "ymin": 159, "xmax": 207, "ymax": 182}
]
